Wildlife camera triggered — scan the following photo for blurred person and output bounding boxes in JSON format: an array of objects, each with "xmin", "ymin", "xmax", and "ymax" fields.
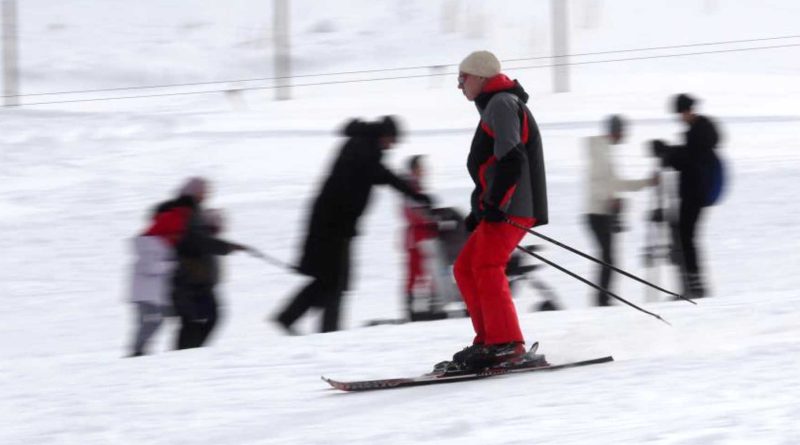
[
  {"xmin": 127, "ymin": 177, "xmax": 204, "ymax": 356},
  {"xmin": 401, "ymin": 155, "xmax": 440, "ymax": 321},
  {"xmin": 274, "ymin": 116, "xmax": 432, "ymax": 334},
  {"xmin": 584, "ymin": 115, "xmax": 657, "ymax": 306},
  {"xmin": 444, "ymin": 50, "xmax": 548, "ymax": 372},
  {"xmin": 651, "ymin": 94, "xmax": 723, "ymax": 298},
  {"xmin": 172, "ymin": 181, "xmax": 248, "ymax": 349}
]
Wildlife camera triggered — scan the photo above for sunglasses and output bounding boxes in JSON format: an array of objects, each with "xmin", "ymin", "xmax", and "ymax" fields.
[{"xmin": 457, "ymin": 73, "xmax": 469, "ymax": 87}]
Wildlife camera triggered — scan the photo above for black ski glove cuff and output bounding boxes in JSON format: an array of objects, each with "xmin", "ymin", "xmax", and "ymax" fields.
[
  {"xmin": 480, "ymin": 201, "xmax": 506, "ymax": 223},
  {"xmin": 464, "ymin": 212, "xmax": 479, "ymax": 233}
]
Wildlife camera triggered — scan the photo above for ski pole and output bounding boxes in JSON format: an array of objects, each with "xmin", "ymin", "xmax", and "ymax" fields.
[
  {"xmin": 245, "ymin": 247, "xmax": 297, "ymax": 272},
  {"xmin": 505, "ymin": 219, "xmax": 696, "ymax": 305},
  {"xmin": 514, "ymin": 245, "xmax": 671, "ymax": 326}
]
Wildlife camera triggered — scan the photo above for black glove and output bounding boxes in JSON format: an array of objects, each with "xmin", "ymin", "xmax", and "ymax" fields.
[
  {"xmin": 480, "ymin": 201, "xmax": 506, "ymax": 223},
  {"xmin": 650, "ymin": 140, "xmax": 671, "ymax": 167},
  {"xmin": 464, "ymin": 212, "xmax": 479, "ymax": 233},
  {"xmin": 650, "ymin": 139, "xmax": 667, "ymax": 153},
  {"xmin": 412, "ymin": 192, "xmax": 433, "ymax": 207}
]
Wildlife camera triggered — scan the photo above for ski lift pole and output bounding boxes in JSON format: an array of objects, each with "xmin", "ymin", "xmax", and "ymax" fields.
[
  {"xmin": 514, "ymin": 245, "xmax": 671, "ymax": 326},
  {"xmin": 505, "ymin": 218, "xmax": 696, "ymax": 305}
]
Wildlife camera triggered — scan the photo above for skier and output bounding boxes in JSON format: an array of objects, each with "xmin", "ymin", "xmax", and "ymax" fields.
[
  {"xmin": 651, "ymin": 94, "xmax": 722, "ymax": 298},
  {"xmin": 584, "ymin": 115, "xmax": 657, "ymax": 306},
  {"xmin": 446, "ymin": 50, "xmax": 548, "ymax": 371},
  {"xmin": 274, "ymin": 116, "xmax": 432, "ymax": 334}
]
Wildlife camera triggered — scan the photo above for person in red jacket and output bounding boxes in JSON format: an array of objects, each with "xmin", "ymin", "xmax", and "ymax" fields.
[
  {"xmin": 401, "ymin": 155, "xmax": 438, "ymax": 320},
  {"xmin": 445, "ymin": 51, "xmax": 549, "ymax": 372},
  {"xmin": 127, "ymin": 177, "xmax": 205, "ymax": 357},
  {"xmin": 143, "ymin": 180, "xmax": 201, "ymax": 246}
]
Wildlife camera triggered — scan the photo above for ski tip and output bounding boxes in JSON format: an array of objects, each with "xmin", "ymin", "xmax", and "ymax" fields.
[
  {"xmin": 321, "ymin": 376, "xmax": 349, "ymax": 391},
  {"xmin": 321, "ymin": 376, "xmax": 336, "ymax": 385}
]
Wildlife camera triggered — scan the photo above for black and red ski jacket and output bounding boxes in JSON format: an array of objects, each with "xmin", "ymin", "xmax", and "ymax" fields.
[{"xmin": 467, "ymin": 74, "xmax": 548, "ymax": 226}]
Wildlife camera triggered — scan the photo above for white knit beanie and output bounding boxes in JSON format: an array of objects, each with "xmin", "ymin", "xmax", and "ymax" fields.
[
  {"xmin": 179, "ymin": 176, "xmax": 208, "ymax": 199},
  {"xmin": 459, "ymin": 50, "xmax": 501, "ymax": 78}
]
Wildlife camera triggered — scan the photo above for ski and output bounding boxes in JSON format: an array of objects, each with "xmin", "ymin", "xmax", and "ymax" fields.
[{"xmin": 322, "ymin": 355, "xmax": 614, "ymax": 392}]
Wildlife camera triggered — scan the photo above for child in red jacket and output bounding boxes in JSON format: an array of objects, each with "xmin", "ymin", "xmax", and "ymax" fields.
[{"xmin": 402, "ymin": 156, "xmax": 438, "ymax": 320}]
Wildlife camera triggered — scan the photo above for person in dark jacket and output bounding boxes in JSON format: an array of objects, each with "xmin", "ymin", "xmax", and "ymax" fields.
[
  {"xmin": 171, "ymin": 178, "xmax": 247, "ymax": 349},
  {"xmin": 445, "ymin": 50, "xmax": 549, "ymax": 372},
  {"xmin": 126, "ymin": 186, "xmax": 197, "ymax": 357},
  {"xmin": 652, "ymin": 94, "xmax": 722, "ymax": 298},
  {"xmin": 274, "ymin": 116, "xmax": 431, "ymax": 334}
]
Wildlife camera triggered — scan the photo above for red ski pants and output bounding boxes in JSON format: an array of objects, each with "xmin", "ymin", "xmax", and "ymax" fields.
[
  {"xmin": 405, "ymin": 247, "xmax": 424, "ymax": 295},
  {"xmin": 453, "ymin": 216, "xmax": 534, "ymax": 345}
]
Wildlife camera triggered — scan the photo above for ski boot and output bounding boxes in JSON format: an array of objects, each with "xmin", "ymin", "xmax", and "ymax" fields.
[{"xmin": 432, "ymin": 342, "xmax": 537, "ymax": 375}]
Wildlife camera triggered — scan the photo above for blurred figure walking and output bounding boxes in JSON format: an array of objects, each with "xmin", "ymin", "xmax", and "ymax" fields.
[
  {"xmin": 171, "ymin": 178, "xmax": 247, "ymax": 349},
  {"xmin": 274, "ymin": 116, "xmax": 431, "ymax": 334},
  {"xmin": 584, "ymin": 115, "xmax": 656, "ymax": 306},
  {"xmin": 127, "ymin": 178, "xmax": 204, "ymax": 356},
  {"xmin": 651, "ymin": 94, "xmax": 724, "ymax": 298},
  {"xmin": 401, "ymin": 155, "xmax": 439, "ymax": 321}
]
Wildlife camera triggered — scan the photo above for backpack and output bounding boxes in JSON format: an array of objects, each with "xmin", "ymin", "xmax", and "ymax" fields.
[{"xmin": 704, "ymin": 155, "xmax": 725, "ymax": 207}]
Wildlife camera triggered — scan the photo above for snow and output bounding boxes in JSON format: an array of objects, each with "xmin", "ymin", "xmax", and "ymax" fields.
[{"xmin": 2, "ymin": 1, "xmax": 800, "ymax": 444}]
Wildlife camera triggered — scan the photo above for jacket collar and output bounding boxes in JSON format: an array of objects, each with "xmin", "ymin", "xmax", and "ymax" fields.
[{"xmin": 475, "ymin": 74, "xmax": 530, "ymax": 110}]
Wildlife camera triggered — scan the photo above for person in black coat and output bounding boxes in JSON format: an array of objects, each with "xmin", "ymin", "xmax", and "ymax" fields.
[
  {"xmin": 274, "ymin": 116, "xmax": 431, "ymax": 333},
  {"xmin": 652, "ymin": 94, "xmax": 722, "ymax": 298},
  {"xmin": 171, "ymin": 179, "xmax": 247, "ymax": 349}
]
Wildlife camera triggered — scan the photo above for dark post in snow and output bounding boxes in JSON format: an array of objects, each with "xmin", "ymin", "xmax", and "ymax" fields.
[
  {"xmin": 551, "ymin": 0, "xmax": 570, "ymax": 93},
  {"xmin": 273, "ymin": 0, "xmax": 291, "ymax": 100},
  {"xmin": 3, "ymin": 0, "xmax": 19, "ymax": 106}
]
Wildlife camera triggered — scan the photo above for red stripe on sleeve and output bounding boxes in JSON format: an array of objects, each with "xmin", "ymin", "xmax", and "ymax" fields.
[
  {"xmin": 520, "ymin": 111, "xmax": 529, "ymax": 144},
  {"xmin": 480, "ymin": 121, "xmax": 495, "ymax": 138}
]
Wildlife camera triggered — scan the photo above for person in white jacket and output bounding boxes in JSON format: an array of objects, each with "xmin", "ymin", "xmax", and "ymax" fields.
[
  {"xmin": 585, "ymin": 115, "xmax": 656, "ymax": 306},
  {"xmin": 129, "ymin": 235, "xmax": 176, "ymax": 356}
]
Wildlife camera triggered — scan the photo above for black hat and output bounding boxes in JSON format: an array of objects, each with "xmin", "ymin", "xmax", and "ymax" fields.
[
  {"xmin": 606, "ymin": 115, "xmax": 624, "ymax": 136},
  {"xmin": 380, "ymin": 115, "xmax": 401, "ymax": 137},
  {"xmin": 341, "ymin": 115, "xmax": 403, "ymax": 139},
  {"xmin": 406, "ymin": 154, "xmax": 424, "ymax": 171},
  {"xmin": 673, "ymin": 94, "xmax": 696, "ymax": 113}
]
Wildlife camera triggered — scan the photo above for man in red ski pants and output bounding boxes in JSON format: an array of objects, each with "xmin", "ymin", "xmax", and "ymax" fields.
[{"xmin": 449, "ymin": 50, "xmax": 549, "ymax": 371}]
